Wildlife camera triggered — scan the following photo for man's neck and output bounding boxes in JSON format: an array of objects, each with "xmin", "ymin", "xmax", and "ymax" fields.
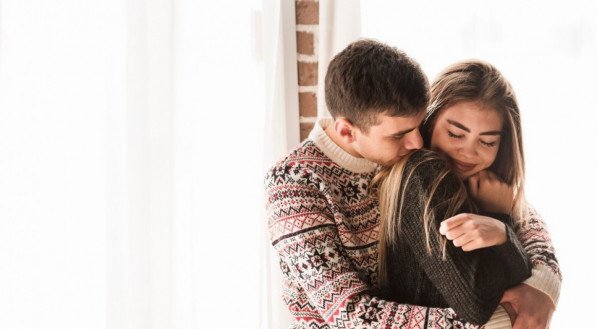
[{"xmin": 323, "ymin": 124, "xmax": 362, "ymax": 158}]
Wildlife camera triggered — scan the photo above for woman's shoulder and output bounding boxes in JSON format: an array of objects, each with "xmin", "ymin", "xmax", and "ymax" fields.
[{"xmin": 405, "ymin": 149, "xmax": 453, "ymax": 181}]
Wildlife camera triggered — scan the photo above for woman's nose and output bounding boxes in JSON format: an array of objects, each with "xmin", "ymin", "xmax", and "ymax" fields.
[{"xmin": 458, "ymin": 141, "xmax": 477, "ymax": 158}]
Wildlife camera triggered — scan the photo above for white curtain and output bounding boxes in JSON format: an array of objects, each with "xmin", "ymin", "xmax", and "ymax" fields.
[
  {"xmin": 317, "ymin": 0, "xmax": 361, "ymax": 118},
  {"xmin": 261, "ymin": 1, "xmax": 364, "ymax": 326},
  {"xmin": 260, "ymin": 1, "xmax": 300, "ymax": 328},
  {"xmin": 0, "ymin": 0, "xmax": 288, "ymax": 328}
]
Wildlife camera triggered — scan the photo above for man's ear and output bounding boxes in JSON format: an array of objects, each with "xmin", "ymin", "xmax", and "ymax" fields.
[{"xmin": 334, "ymin": 117, "xmax": 358, "ymax": 143}]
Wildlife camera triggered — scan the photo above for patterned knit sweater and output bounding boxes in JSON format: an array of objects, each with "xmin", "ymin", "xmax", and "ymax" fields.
[
  {"xmin": 383, "ymin": 150, "xmax": 532, "ymax": 325},
  {"xmin": 265, "ymin": 119, "xmax": 561, "ymax": 329}
]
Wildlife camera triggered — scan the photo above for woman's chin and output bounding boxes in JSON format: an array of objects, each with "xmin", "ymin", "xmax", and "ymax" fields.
[{"xmin": 456, "ymin": 170, "xmax": 473, "ymax": 181}]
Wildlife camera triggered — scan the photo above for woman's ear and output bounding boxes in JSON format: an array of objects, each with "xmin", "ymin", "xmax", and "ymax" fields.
[{"xmin": 334, "ymin": 117, "xmax": 358, "ymax": 143}]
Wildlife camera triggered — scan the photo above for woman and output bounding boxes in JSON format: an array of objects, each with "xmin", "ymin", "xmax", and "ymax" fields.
[{"xmin": 375, "ymin": 60, "xmax": 536, "ymax": 326}]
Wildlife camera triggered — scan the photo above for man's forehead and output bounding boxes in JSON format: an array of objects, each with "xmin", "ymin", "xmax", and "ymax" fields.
[{"xmin": 378, "ymin": 111, "xmax": 425, "ymax": 133}]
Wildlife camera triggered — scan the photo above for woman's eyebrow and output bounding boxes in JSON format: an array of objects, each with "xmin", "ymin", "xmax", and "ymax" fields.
[
  {"xmin": 447, "ymin": 119, "xmax": 470, "ymax": 132},
  {"xmin": 480, "ymin": 130, "xmax": 502, "ymax": 136},
  {"xmin": 446, "ymin": 119, "xmax": 502, "ymax": 136}
]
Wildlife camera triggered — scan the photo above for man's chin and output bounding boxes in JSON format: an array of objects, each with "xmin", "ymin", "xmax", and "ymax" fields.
[{"xmin": 381, "ymin": 154, "xmax": 411, "ymax": 167}]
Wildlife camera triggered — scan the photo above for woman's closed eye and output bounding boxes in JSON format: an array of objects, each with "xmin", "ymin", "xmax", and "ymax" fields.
[
  {"xmin": 480, "ymin": 140, "xmax": 498, "ymax": 147},
  {"xmin": 447, "ymin": 130, "xmax": 463, "ymax": 139}
]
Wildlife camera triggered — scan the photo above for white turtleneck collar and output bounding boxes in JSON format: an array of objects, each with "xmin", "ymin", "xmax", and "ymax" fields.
[{"xmin": 308, "ymin": 118, "xmax": 378, "ymax": 174}]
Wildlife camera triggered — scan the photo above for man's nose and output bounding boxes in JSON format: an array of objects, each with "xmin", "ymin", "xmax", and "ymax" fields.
[{"xmin": 404, "ymin": 130, "xmax": 423, "ymax": 150}]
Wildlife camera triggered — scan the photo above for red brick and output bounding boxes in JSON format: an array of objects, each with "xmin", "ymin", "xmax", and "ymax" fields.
[
  {"xmin": 296, "ymin": 1, "xmax": 319, "ymax": 24},
  {"xmin": 299, "ymin": 92, "xmax": 317, "ymax": 117},
  {"xmin": 298, "ymin": 62, "xmax": 318, "ymax": 86},
  {"xmin": 296, "ymin": 32, "xmax": 315, "ymax": 55},
  {"xmin": 300, "ymin": 122, "xmax": 315, "ymax": 141}
]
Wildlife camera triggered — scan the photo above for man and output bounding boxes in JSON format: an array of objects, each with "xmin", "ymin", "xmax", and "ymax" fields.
[{"xmin": 265, "ymin": 39, "xmax": 559, "ymax": 328}]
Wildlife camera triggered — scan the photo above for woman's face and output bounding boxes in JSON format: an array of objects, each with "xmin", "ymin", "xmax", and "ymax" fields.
[{"xmin": 430, "ymin": 101, "xmax": 503, "ymax": 180}]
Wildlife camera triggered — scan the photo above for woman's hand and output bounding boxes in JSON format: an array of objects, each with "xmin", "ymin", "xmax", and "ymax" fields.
[
  {"xmin": 439, "ymin": 213, "xmax": 507, "ymax": 251},
  {"xmin": 468, "ymin": 170, "xmax": 514, "ymax": 214}
]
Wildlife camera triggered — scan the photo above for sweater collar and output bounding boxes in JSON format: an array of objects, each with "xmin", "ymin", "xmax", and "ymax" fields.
[{"xmin": 309, "ymin": 118, "xmax": 379, "ymax": 174}]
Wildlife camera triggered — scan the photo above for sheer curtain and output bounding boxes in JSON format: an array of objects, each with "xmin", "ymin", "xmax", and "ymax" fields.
[
  {"xmin": 361, "ymin": 1, "xmax": 597, "ymax": 327},
  {"xmin": 0, "ymin": 0, "xmax": 287, "ymax": 328},
  {"xmin": 260, "ymin": 1, "xmax": 299, "ymax": 328},
  {"xmin": 0, "ymin": 1, "xmax": 124, "ymax": 327},
  {"xmin": 317, "ymin": 0, "xmax": 361, "ymax": 119}
]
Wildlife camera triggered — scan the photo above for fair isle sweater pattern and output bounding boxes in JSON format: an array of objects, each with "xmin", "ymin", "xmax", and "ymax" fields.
[{"xmin": 265, "ymin": 137, "xmax": 561, "ymax": 328}]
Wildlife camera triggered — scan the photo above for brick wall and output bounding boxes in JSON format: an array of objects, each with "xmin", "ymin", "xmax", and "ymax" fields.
[{"xmin": 296, "ymin": 0, "xmax": 319, "ymax": 141}]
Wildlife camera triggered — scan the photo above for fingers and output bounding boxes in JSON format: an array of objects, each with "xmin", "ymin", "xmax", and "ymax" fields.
[
  {"xmin": 452, "ymin": 233, "xmax": 474, "ymax": 248},
  {"xmin": 477, "ymin": 169, "xmax": 490, "ymax": 181},
  {"xmin": 442, "ymin": 224, "xmax": 466, "ymax": 240},
  {"xmin": 485, "ymin": 170, "xmax": 499, "ymax": 181},
  {"xmin": 478, "ymin": 170, "xmax": 506, "ymax": 188},
  {"xmin": 511, "ymin": 314, "xmax": 531, "ymax": 329},
  {"xmin": 511, "ymin": 319, "xmax": 523, "ymax": 329},
  {"xmin": 500, "ymin": 286, "xmax": 521, "ymax": 310},
  {"xmin": 439, "ymin": 213, "xmax": 469, "ymax": 234},
  {"xmin": 501, "ymin": 302, "xmax": 518, "ymax": 326},
  {"xmin": 460, "ymin": 239, "xmax": 484, "ymax": 252},
  {"xmin": 442, "ymin": 214, "xmax": 507, "ymax": 251},
  {"xmin": 468, "ymin": 174, "xmax": 479, "ymax": 197},
  {"xmin": 477, "ymin": 170, "xmax": 494, "ymax": 192}
]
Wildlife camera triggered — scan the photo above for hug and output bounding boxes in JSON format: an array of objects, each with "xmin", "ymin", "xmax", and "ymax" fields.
[{"xmin": 266, "ymin": 39, "xmax": 561, "ymax": 329}]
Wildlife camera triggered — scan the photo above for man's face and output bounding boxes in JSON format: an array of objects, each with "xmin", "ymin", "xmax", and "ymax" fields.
[
  {"xmin": 352, "ymin": 111, "xmax": 425, "ymax": 166},
  {"xmin": 430, "ymin": 101, "xmax": 503, "ymax": 180}
]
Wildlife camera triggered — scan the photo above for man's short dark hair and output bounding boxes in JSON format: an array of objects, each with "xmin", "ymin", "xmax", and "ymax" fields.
[{"xmin": 324, "ymin": 39, "xmax": 429, "ymax": 132}]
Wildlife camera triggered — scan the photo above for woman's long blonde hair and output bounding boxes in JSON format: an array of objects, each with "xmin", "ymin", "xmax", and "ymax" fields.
[
  {"xmin": 374, "ymin": 150, "xmax": 474, "ymax": 290},
  {"xmin": 375, "ymin": 60, "xmax": 529, "ymax": 290}
]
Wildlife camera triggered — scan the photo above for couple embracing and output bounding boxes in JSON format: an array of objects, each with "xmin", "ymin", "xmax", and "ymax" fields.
[{"xmin": 265, "ymin": 39, "xmax": 560, "ymax": 329}]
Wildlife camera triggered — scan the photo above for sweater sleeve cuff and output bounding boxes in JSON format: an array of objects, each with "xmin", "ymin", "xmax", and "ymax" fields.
[
  {"xmin": 484, "ymin": 305, "xmax": 512, "ymax": 329},
  {"xmin": 522, "ymin": 264, "xmax": 561, "ymax": 307}
]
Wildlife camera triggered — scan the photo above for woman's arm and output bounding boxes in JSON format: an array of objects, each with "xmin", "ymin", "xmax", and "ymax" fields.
[
  {"xmin": 463, "ymin": 169, "xmax": 562, "ymax": 306},
  {"xmin": 394, "ymin": 156, "xmax": 532, "ymax": 325},
  {"xmin": 441, "ymin": 171, "xmax": 562, "ymax": 327}
]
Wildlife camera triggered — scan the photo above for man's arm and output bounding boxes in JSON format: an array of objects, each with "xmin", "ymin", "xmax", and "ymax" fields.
[
  {"xmin": 516, "ymin": 206, "xmax": 561, "ymax": 305},
  {"xmin": 265, "ymin": 163, "xmax": 481, "ymax": 328},
  {"xmin": 500, "ymin": 206, "xmax": 562, "ymax": 329}
]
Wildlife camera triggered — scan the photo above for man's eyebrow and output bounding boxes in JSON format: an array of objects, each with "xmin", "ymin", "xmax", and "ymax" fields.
[
  {"xmin": 446, "ymin": 119, "xmax": 502, "ymax": 136},
  {"xmin": 390, "ymin": 127, "xmax": 416, "ymax": 137}
]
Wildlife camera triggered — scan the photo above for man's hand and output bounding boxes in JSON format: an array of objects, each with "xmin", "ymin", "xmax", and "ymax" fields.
[
  {"xmin": 501, "ymin": 302, "xmax": 517, "ymax": 325},
  {"xmin": 439, "ymin": 213, "xmax": 507, "ymax": 251},
  {"xmin": 501, "ymin": 283, "xmax": 555, "ymax": 329},
  {"xmin": 468, "ymin": 170, "xmax": 514, "ymax": 214}
]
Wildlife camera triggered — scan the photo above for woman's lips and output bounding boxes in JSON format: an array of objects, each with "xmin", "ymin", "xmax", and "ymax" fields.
[{"xmin": 453, "ymin": 159, "xmax": 476, "ymax": 172}]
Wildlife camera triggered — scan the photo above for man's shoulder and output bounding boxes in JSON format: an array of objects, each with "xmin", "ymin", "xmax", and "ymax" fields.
[
  {"xmin": 280, "ymin": 139, "xmax": 330, "ymax": 166},
  {"xmin": 265, "ymin": 139, "xmax": 333, "ymax": 185}
]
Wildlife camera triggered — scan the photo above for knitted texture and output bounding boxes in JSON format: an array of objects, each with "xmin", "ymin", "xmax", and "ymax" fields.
[
  {"xmin": 266, "ymin": 140, "xmax": 476, "ymax": 328},
  {"xmin": 518, "ymin": 207, "xmax": 562, "ymax": 306},
  {"xmin": 383, "ymin": 151, "xmax": 532, "ymax": 325},
  {"xmin": 265, "ymin": 122, "xmax": 561, "ymax": 328}
]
